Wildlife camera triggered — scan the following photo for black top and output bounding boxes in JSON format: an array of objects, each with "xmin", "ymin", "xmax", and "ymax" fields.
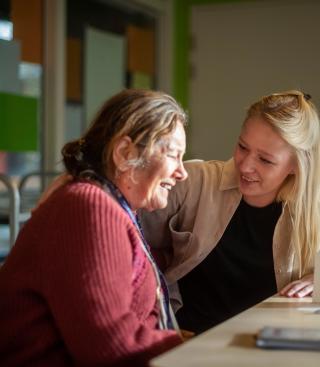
[{"xmin": 176, "ymin": 199, "xmax": 282, "ymax": 334}]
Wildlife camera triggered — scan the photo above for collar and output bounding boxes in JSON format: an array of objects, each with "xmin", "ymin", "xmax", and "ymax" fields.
[{"xmin": 219, "ymin": 158, "xmax": 239, "ymax": 191}]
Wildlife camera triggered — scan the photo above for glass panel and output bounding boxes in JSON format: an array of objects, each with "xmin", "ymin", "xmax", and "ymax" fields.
[
  {"xmin": 65, "ymin": 0, "xmax": 157, "ymax": 142},
  {"xmin": 0, "ymin": 1, "xmax": 42, "ymax": 257}
]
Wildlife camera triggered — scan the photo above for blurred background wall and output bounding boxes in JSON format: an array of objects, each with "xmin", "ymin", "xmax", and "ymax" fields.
[
  {"xmin": 1, "ymin": 0, "xmax": 320, "ymax": 171},
  {"xmin": 1, "ymin": 0, "xmax": 320, "ymax": 251},
  {"xmin": 181, "ymin": 0, "xmax": 320, "ymax": 160}
]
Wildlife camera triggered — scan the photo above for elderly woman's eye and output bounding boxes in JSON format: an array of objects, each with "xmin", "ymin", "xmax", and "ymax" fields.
[
  {"xmin": 167, "ymin": 154, "xmax": 177, "ymax": 159},
  {"xmin": 167, "ymin": 150, "xmax": 178, "ymax": 159}
]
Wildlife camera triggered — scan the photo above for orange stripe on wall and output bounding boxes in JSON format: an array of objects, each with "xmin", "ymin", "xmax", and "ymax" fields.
[
  {"xmin": 66, "ymin": 38, "xmax": 82, "ymax": 102},
  {"xmin": 127, "ymin": 25, "xmax": 155, "ymax": 75},
  {"xmin": 11, "ymin": 0, "xmax": 43, "ymax": 64}
]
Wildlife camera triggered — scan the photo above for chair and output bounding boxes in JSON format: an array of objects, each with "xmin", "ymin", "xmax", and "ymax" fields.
[
  {"xmin": 0, "ymin": 173, "xmax": 20, "ymax": 249},
  {"xmin": 18, "ymin": 171, "xmax": 60, "ymax": 214}
]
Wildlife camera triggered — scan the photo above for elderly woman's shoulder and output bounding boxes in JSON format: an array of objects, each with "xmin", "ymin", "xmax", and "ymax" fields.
[
  {"xmin": 61, "ymin": 180, "xmax": 105, "ymax": 196},
  {"xmin": 40, "ymin": 181, "xmax": 131, "ymax": 224},
  {"xmin": 50, "ymin": 181, "xmax": 117, "ymax": 210}
]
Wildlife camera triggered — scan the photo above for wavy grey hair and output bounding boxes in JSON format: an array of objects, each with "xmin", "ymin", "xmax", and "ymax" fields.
[{"xmin": 62, "ymin": 89, "xmax": 187, "ymax": 180}]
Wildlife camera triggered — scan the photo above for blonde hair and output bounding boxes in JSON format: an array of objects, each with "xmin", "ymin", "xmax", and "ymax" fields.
[
  {"xmin": 62, "ymin": 89, "xmax": 187, "ymax": 179},
  {"xmin": 245, "ymin": 90, "xmax": 320, "ymax": 276}
]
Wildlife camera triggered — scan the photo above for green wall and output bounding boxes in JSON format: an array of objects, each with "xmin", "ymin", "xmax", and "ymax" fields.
[{"xmin": 0, "ymin": 92, "xmax": 38, "ymax": 152}]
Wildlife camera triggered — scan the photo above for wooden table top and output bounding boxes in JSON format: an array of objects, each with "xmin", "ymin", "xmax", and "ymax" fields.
[{"xmin": 150, "ymin": 296, "xmax": 320, "ymax": 367}]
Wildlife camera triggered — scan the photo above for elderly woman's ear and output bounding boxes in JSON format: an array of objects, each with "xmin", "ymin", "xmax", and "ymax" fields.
[{"xmin": 112, "ymin": 136, "xmax": 139, "ymax": 173}]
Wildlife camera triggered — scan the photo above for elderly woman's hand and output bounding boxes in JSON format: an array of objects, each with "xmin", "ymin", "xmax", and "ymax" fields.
[{"xmin": 279, "ymin": 273, "xmax": 314, "ymax": 298}]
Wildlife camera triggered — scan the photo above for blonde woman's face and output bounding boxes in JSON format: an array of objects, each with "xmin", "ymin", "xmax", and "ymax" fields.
[
  {"xmin": 120, "ymin": 122, "xmax": 188, "ymax": 211},
  {"xmin": 233, "ymin": 117, "xmax": 296, "ymax": 207}
]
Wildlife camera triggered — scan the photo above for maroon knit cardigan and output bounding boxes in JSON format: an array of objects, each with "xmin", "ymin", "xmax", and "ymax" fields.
[{"xmin": 0, "ymin": 182, "xmax": 181, "ymax": 366}]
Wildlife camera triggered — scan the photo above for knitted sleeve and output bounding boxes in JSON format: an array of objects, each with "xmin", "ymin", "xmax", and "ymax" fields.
[{"xmin": 41, "ymin": 183, "xmax": 181, "ymax": 366}]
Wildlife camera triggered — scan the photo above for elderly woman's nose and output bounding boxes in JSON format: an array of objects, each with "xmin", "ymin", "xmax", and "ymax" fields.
[{"xmin": 175, "ymin": 162, "xmax": 188, "ymax": 181}]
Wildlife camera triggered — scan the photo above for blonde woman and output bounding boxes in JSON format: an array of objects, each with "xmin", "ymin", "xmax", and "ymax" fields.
[{"xmin": 140, "ymin": 90, "xmax": 320, "ymax": 334}]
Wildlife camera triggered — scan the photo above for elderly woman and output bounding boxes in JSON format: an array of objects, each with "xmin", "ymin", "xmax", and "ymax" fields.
[{"xmin": 0, "ymin": 89, "xmax": 188, "ymax": 366}]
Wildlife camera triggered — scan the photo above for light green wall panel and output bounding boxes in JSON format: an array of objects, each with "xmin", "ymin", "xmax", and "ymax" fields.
[
  {"xmin": 85, "ymin": 27, "xmax": 126, "ymax": 125},
  {"xmin": 131, "ymin": 72, "xmax": 153, "ymax": 89},
  {"xmin": 0, "ymin": 39, "xmax": 21, "ymax": 94},
  {"xmin": 173, "ymin": 0, "xmax": 252, "ymax": 109}
]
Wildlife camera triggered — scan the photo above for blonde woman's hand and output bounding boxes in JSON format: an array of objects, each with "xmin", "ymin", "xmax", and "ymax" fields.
[
  {"xmin": 33, "ymin": 173, "xmax": 73, "ymax": 211},
  {"xmin": 279, "ymin": 273, "xmax": 314, "ymax": 298}
]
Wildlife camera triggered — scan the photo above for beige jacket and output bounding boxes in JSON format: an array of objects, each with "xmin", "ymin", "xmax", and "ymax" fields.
[{"xmin": 140, "ymin": 159, "xmax": 299, "ymax": 293}]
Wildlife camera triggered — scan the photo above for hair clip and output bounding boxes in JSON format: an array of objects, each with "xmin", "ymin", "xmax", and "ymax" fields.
[
  {"xmin": 303, "ymin": 93, "xmax": 312, "ymax": 101},
  {"xmin": 76, "ymin": 138, "xmax": 85, "ymax": 161}
]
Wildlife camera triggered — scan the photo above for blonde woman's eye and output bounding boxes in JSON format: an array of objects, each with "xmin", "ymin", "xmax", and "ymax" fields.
[{"xmin": 260, "ymin": 157, "xmax": 273, "ymax": 164}]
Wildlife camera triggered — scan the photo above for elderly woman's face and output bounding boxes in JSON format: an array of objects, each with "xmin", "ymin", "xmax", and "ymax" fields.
[{"xmin": 120, "ymin": 122, "xmax": 188, "ymax": 211}]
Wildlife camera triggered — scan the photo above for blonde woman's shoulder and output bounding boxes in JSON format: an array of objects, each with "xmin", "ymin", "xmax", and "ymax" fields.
[{"xmin": 183, "ymin": 159, "xmax": 229, "ymax": 181}]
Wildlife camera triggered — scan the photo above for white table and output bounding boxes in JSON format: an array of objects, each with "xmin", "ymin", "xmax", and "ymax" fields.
[{"xmin": 151, "ymin": 297, "xmax": 320, "ymax": 367}]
